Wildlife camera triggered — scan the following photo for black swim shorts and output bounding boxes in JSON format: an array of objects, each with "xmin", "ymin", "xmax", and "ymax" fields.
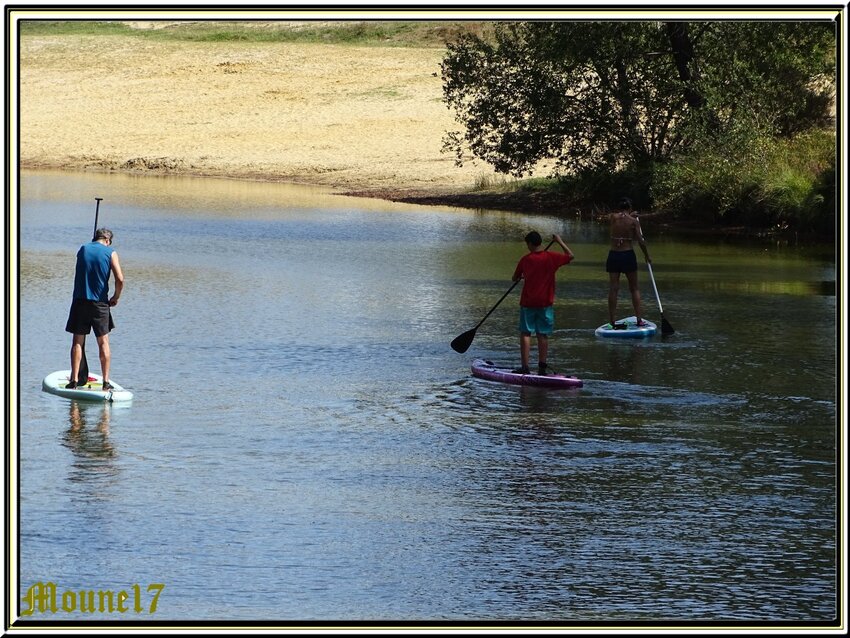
[
  {"xmin": 65, "ymin": 299, "xmax": 114, "ymax": 337},
  {"xmin": 606, "ymin": 249, "xmax": 638, "ymax": 274}
]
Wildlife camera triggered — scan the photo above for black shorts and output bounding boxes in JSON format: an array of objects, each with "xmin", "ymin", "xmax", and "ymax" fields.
[
  {"xmin": 65, "ymin": 299, "xmax": 114, "ymax": 337},
  {"xmin": 606, "ymin": 249, "xmax": 638, "ymax": 274}
]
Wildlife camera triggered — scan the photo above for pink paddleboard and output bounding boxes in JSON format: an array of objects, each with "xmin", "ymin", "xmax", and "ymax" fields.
[{"xmin": 471, "ymin": 359, "xmax": 583, "ymax": 388}]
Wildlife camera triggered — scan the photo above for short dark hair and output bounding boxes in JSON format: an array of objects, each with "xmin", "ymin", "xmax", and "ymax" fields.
[
  {"xmin": 94, "ymin": 228, "xmax": 113, "ymax": 242},
  {"xmin": 617, "ymin": 197, "xmax": 633, "ymax": 210},
  {"xmin": 524, "ymin": 231, "xmax": 542, "ymax": 246}
]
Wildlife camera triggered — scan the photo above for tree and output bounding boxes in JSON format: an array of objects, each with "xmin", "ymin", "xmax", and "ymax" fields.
[{"xmin": 441, "ymin": 21, "xmax": 835, "ymax": 179}]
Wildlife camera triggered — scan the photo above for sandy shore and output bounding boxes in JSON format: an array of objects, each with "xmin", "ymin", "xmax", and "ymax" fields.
[{"xmin": 19, "ymin": 33, "xmax": 513, "ymax": 199}]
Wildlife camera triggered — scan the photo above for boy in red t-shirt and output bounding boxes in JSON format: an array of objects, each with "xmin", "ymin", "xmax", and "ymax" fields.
[{"xmin": 511, "ymin": 232, "xmax": 574, "ymax": 375}]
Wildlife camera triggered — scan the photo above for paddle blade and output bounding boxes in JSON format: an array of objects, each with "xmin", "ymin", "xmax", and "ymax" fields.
[
  {"xmin": 660, "ymin": 315, "xmax": 675, "ymax": 336},
  {"xmin": 450, "ymin": 328, "xmax": 477, "ymax": 353}
]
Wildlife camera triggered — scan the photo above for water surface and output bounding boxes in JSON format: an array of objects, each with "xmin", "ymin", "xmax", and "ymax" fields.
[{"xmin": 16, "ymin": 170, "xmax": 837, "ymax": 624}]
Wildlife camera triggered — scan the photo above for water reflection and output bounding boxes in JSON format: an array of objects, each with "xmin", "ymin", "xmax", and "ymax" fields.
[
  {"xmin": 20, "ymin": 168, "xmax": 427, "ymax": 218},
  {"xmin": 516, "ymin": 385, "xmax": 581, "ymax": 414},
  {"xmin": 697, "ymin": 279, "xmax": 837, "ymax": 296},
  {"xmin": 61, "ymin": 402, "xmax": 118, "ymax": 488},
  {"xmin": 597, "ymin": 341, "xmax": 650, "ymax": 385}
]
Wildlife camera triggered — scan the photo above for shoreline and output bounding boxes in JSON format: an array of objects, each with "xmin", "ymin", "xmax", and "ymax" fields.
[
  {"xmin": 21, "ymin": 161, "xmax": 825, "ymax": 243},
  {"xmin": 19, "ymin": 33, "xmax": 831, "ymax": 243}
]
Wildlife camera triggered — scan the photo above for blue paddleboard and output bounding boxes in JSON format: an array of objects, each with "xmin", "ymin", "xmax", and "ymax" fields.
[{"xmin": 595, "ymin": 316, "xmax": 657, "ymax": 339}]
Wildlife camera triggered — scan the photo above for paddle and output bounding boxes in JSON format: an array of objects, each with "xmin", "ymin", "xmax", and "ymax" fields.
[
  {"xmin": 451, "ymin": 238, "xmax": 555, "ymax": 353},
  {"xmin": 646, "ymin": 261, "xmax": 675, "ymax": 336},
  {"xmin": 76, "ymin": 197, "xmax": 104, "ymax": 385},
  {"xmin": 92, "ymin": 196, "xmax": 102, "ymax": 239}
]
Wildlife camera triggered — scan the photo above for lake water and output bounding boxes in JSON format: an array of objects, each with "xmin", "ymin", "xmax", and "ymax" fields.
[{"xmin": 14, "ymin": 170, "xmax": 839, "ymax": 626}]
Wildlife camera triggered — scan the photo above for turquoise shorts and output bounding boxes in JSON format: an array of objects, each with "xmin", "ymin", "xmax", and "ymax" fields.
[{"xmin": 519, "ymin": 306, "xmax": 555, "ymax": 335}]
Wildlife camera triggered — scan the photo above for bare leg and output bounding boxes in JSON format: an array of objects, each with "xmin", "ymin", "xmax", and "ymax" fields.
[
  {"xmin": 626, "ymin": 270, "xmax": 642, "ymax": 322},
  {"xmin": 537, "ymin": 334, "xmax": 549, "ymax": 372},
  {"xmin": 608, "ymin": 272, "xmax": 621, "ymax": 325},
  {"xmin": 520, "ymin": 333, "xmax": 531, "ymax": 370},
  {"xmin": 70, "ymin": 334, "xmax": 85, "ymax": 383},
  {"xmin": 96, "ymin": 333, "xmax": 111, "ymax": 384}
]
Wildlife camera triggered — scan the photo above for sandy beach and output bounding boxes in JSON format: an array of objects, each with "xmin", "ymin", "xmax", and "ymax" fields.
[{"xmin": 19, "ymin": 31, "xmax": 510, "ymax": 199}]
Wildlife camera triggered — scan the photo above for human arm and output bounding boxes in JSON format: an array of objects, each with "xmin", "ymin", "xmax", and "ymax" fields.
[
  {"xmin": 552, "ymin": 234, "xmax": 574, "ymax": 259},
  {"xmin": 109, "ymin": 251, "xmax": 124, "ymax": 306},
  {"xmin": 633, "ymin": 219, "xmax": 651, "ymax": 263},
  {"xmin": 512, "ymin": 260, "xmax": 523, "ymax": 282}
]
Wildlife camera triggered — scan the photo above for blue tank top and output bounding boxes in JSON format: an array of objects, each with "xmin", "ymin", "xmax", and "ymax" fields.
[{"xmin": 73, "ymin": 241, "xmax": 114, "ymax": 302}]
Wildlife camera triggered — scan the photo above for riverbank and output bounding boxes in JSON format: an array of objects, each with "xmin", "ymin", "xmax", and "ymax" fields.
[
  {"xmin": 17, "ymin": 24, "xmax": 836, "ymax": 241},
  {"xmin": 19, "ymin": 27, "xmax": 525, "ymax": 203}
]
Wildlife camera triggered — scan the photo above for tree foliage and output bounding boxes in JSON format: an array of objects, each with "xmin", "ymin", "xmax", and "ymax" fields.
[{"xmin": 441, "ymin": 21, "xmax": 835, "ymax": 179}]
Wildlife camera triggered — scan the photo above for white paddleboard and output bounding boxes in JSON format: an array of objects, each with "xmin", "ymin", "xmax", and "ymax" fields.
[
  {"xmin": 42, "ymin": 370, "xmax": 133, "ymax": 402},
  {"xmin": 595, "ymin": 316, "xmax": 657, "ymax": 339}
]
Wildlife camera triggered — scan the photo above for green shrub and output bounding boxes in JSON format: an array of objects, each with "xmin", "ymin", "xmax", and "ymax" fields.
[{"xmin": 650, "ymin": 128, "xmax": 835, "ymax": 234}]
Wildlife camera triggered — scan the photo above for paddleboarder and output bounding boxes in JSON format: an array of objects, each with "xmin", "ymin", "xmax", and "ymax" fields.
[
  {"xmin": 64, "ymin": 228, "xmax": 124, "ymax": 389},
  {"xmin": 511, "ymin": 231, "xmax": 574, "ymax": 375},
  {"xmin": 605, "ymin": 197, "xmax": 650, "ymax": 329}
]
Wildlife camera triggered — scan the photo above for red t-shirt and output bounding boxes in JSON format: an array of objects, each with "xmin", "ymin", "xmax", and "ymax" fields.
[{"xmin": 513, "ymin": 250, "xmax": 573, "ymax": 308}]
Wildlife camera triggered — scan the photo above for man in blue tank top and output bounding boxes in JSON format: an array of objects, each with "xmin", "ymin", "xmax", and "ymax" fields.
[{"xmin": 64, "ymin": 228, "xmax": 125, "ymax": 389}]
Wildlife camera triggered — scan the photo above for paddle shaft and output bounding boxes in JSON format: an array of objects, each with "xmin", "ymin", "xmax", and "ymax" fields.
[
  {"xmin": 646, "ymin": 262, "xmax": 664, "ymax": 314},
  {"xmin": 92, "ymin": 197, "xmax": 102, "ymax": 240},
  {"xmin": 646, "ymin": 260, "xmax": 675, "ymax": 335},
  {"xmin": 78, "ymin": 196, "xmax": 103, "ymax": 383},
  {"xmin": 472, "ymin": 279, "xmax": 519, "ymax": 330}
]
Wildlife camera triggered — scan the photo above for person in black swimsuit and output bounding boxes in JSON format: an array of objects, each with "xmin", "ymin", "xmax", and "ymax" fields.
[{"xmin": 605, "ymin": 198, "xmax": 650, "ymax": 328}]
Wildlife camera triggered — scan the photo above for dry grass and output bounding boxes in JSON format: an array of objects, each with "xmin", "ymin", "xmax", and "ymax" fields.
[{"xmin": 18, "ymin": 30, "xmax": 510, "ymax": 196}]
